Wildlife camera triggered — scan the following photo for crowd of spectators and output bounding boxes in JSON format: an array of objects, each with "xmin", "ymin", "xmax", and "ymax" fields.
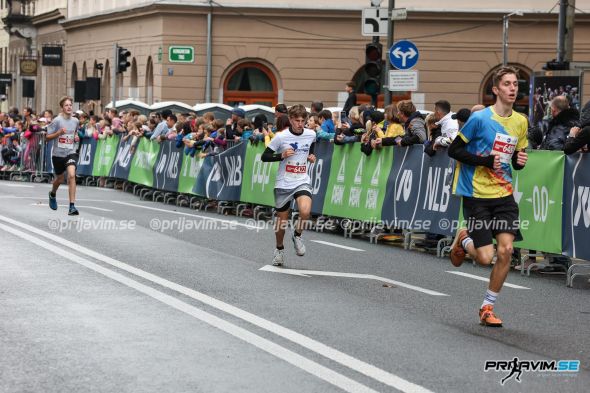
[{"xmin": 1, "ymin": 88, "xmax": 589, "ymax": 173}]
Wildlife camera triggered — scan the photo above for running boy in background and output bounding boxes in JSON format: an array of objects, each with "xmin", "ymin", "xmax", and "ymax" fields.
[{"xmin": 46, "ymin": 96, "xmax": 80, "ymax": 215}]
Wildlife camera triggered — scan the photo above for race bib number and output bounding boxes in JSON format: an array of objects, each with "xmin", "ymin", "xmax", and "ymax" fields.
[
  {"xmin": 57, "ymin": 135, "xmax": 74, "ymax": 149},
  {"xmin": 285, "ymin": 160, "xmax": 307, "ymax": 179},
  {"xmin": 491, "ymin": 133, "xmax": 517, "ymax": 164}
]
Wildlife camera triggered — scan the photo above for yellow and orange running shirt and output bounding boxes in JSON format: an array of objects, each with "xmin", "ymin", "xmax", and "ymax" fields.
[{"xmin": 452, "ymin": 106, "xmax": 528, "ymax": 199}]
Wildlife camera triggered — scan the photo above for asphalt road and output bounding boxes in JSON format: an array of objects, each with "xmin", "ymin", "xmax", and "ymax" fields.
[{"xmin": 1, "ymin": 180, "xmax": 589, "ymax": 393}]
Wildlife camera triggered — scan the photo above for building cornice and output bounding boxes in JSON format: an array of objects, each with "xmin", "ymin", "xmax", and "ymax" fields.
[
  {"xmin": 60, "ymin": 2, "xmax": 590, "ymax": 31},
  {"xmin": 31, "ymin": 8, "xmax": 66, "ymax": 26}
]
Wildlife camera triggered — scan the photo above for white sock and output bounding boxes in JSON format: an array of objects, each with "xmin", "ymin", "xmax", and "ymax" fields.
[
  {"xmin": 461, "ymin": 236, "xmax": 473, "ymax": 251},
  {"xmin": 481, "ymin": 289, "xmax": 499, "ymax": 308}
]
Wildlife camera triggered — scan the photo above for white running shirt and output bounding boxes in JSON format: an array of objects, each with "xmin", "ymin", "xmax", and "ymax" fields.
[{"xmin": 268, "ymin": 128, "xmax": 316, "ymax": 190}]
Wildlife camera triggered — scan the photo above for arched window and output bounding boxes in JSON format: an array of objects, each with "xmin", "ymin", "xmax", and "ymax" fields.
[
  {"xmin": 145, "ymin": 56, "xmax": 153, "ymax": 105},
  {"xmin": 351, "ymin": 66, "xmax": 410, "ymax": 107},
  {"xmin": 130, "ymin": 58, "xmax": 138, "ymax": 99},
  {"xmin": 223, "ymin": 62, "xmax": 277, "ymax": 107},
  {"xmin": 481, "ymin": 64, "xmax": 531, "ymax": 116}
]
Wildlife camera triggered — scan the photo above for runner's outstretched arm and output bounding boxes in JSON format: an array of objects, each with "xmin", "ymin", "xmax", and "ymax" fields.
[
  {"xmin": 261, "ymin": 147, "xmax": 283, "ymax": 162},
  {"xmin": 448, "ymin": 137, "xmax": 495, "ymax": 168}
]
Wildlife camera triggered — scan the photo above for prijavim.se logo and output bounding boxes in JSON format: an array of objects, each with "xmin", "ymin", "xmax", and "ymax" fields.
[{"xmin": 484, "ymin": 357, "xmax": 580, "ymax": 385}]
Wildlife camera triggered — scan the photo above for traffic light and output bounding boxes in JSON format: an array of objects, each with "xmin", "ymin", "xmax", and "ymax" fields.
[
  {"xmin": 364, "ymin": 42, "xmax": 383, "ymax": 96},
  {"xmin": 117, "ymin": 46, "xmax": 131, "ymax": 73}
]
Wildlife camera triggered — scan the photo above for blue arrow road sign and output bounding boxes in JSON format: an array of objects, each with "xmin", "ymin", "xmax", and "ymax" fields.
[{"xmin": 389, "ymin": 40, "xmax": 419, "ymax": 70}]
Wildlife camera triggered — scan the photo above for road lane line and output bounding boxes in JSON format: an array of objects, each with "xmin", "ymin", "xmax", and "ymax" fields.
[
  {"xmin": 112, "ymin": 200, "xmax": 260, "ymax": 230},
  {"xmin": 261, "ymin": 265, "xmax": 449, "ymax": 296},
  {"xmin": 31, "ymin": 203, "xmax": 113, "ymax": 212},
  {"xmin": 0, "ymin": 224, "xmax": 378, "ymax": 393},
  {"xmin": 310, "ymin": 240, "xmax": 365, "ymax": 252},
  {"xmin": 446, "ymin": 271, "xmax": 530, "ymax": 289},
  {"xmin": 0, "ymin": 196, "xmax": 113, "ymax": 202},
  {"xmin": 0, "ymin": 214, "xmax": 433, "ymax": 393},
  {"xmin": 2, "ymin": 183, "xmax": 34, "ymax": 188}
]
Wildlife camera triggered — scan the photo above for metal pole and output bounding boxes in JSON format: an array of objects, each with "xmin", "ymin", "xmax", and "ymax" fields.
[
  {"xmin": 111, "ymin": 43, "xmax": 117, "ymax": 110},
  {"xmin": 502, "ymin": 15, "xmax": 508, "ymax": 66},
  {"xmin": 384, "ymin": 0, "xmax": 394, "ymax": 106},
  {"xmin": 565, "ymin": 0, "xmax": 575, "ymax": 62},
  {"xmin": 205, "ymin": 3, "xmax": 212, "ymax": 103},
  {"xmin": 557, "ymin": 0, "xmax": 568, "ymax": 62}
]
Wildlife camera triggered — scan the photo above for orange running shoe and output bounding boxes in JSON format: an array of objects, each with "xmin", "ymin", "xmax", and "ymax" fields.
[
  {"xmin": 479, "ymin": 305, "xmax": 503, "ymax": 327},
  {"xmin": 449, "ymin": 228, "xmax": 469, "ymax": 267}
]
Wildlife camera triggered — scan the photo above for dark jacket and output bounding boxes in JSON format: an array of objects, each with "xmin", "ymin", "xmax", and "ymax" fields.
[
  {"xmin": 564, "ymin": 101, "xmax": 590, "ymax": 154},
  {"xmin": 343, "ymin": 92, "xmax": 357, "ymax": 115},
  {"xmin": 423, "ymin": 125, "xmax": 442, "ymax": 157},
  {"xmin": 540, "ymin": 107, "xmax": 580, "ymax": 151},
  {"xmin": 334, "ymin": 121, "xmax": 363, "ymax": 145},
  {"xmin": 382, "ymin": 111, "xmax": 426, "ymax": 147}
]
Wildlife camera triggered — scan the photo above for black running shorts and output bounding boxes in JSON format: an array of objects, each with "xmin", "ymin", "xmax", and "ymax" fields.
[
  {"xmin": 462, "ymin": 195, "xmax": 522, "ymax": 248},
  {"xmin": 52, "ymin": 154, "xmax": 78, "ymax": 176}
]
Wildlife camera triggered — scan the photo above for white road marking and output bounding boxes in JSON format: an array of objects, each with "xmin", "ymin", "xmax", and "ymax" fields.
[
  {"xmin": 310, "ymin": 240, "xmax": 365, "ymax": 252},
  {"xmin": 2, "ymin": 183, "xmax": 34, "ymax": 188},
  {"xmin": 112, "ymin": 201, "xmax": 259, "ymax": 230},
  {"xmin": 0, "ymin": 196, "xmax": 112, "ymax": 202},
  {"xmin": 0, "ymin": 223, "xmax": 378, "ymax": 393},
  {"xmin": 260, "ymin": 265, "xmax": 449, "ymax": 296},
  {"xmin": 32, "ymin": 203, "xmax": 113, "ymax": 212},
  {"xmin": 0, "ymin": 214, "xmax": 433, "ymax": 393},
  {"xmin": 445, "ymin": 271, "xmax": 530, "ymax": 289}
]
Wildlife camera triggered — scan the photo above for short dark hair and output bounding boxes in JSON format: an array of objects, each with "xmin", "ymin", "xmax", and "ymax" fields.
[
  {"xmin": 275, "ymin": 103, "xmax": 288, "ymax": 114},
  {"xmin": 311, "ymin": 101, "xmax": 324, "ymax": 113},
  {"xmin": 167, "ymin": 114, "xmax": 178, "ymax": 123},
  {"xmin": 492, "ymin": 66, "xmax": 519, "ymax": 87},
  {"xmin": 369, "ymin": 110, "xmax": 384, "ymax": 124},
  {"xmin": 434, "ymin": 100, "xmax": 451, "ymax": 114},
  {"xmin": 346, "ymin": 81, "xmax": 356, "ymax": 89},
  {"xmin": 161, "ymin": 109, "xmax": 173, "ymax": 119},
  {"xmin": 318, "ymin": 109, "xmax": 332, "ymax": 121}
]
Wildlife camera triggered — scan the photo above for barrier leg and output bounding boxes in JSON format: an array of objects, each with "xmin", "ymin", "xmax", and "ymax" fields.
[{"xmin": 566, "ymin": 263, "xmax": 590, "ymax": 287}]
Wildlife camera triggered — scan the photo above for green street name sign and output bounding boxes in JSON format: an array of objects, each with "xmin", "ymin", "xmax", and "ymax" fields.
[{"xmin": 169, "ymin": 46, "xmax": 194, "ymax": 63}]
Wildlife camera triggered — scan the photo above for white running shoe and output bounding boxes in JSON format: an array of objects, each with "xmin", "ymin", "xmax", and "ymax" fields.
[
  {"xmin": 292, "ymin": 233, "xmax": 306, "ymax": 256},
  {"xmin": 272, "ymin": 249, "xmax": 285, "ymax": 266}
]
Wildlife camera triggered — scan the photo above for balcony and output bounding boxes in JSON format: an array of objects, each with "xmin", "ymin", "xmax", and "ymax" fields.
[{"xmin": 2, "ymin": 0, "xmax": 32, "ymax": 27}]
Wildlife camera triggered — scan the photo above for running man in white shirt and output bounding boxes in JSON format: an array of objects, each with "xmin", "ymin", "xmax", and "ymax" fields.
[{"xmin": 261, "ymin": 104, "xmax": 316, "ymax": 266}]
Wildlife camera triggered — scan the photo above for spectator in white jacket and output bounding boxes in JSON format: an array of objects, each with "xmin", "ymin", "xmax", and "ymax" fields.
[{"xmin": 433, "ymin": 100, "xmax": 459, "ymax": 149}]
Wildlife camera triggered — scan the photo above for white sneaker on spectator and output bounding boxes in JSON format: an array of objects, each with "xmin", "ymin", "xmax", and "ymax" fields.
[
  {"xmin": 272, "ymin": 249, "xmax": 285, "ymax": 266},
  {"xmin": 292, "ymin": 233, "xmax": 305, "ymax": 256}
]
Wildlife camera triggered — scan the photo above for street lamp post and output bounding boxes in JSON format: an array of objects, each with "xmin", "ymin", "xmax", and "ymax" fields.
[{"xmin": 503, "ymin": 11, "xmax": 523, "ymax": 66}]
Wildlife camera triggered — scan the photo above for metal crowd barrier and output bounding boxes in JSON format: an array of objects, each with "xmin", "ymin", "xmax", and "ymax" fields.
[{"xmin": 0, "ymin": 132, "xmax": 52, "ymax": 183}]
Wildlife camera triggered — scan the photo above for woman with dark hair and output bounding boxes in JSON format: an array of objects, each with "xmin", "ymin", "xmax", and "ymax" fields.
[
  {"xmin": 249, "ymin": 114, "xmax": 268, "ymax": 145},
  {"xmin": 275, "ymin": 114, "xmax": 290, "ymax": 133}
]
